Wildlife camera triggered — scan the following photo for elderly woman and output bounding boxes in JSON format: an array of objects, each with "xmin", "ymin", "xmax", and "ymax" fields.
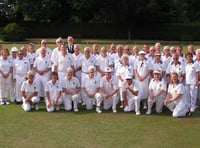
[
  {"xmin": 45, "ymin": 72, "xmax": 63, "ymax": 112},
  {"xmin": 62, "ymin": 68, "xmax": 81, "ymax": 112},
  {"xmin": 21, "ymin": 71, "xmax": 40, "ymax": 112},
  {"xmin": 164, "ymin": 72, "xmax": 190, "ymax": 117}
]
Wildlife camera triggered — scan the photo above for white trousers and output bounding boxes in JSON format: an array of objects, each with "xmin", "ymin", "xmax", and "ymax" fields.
[
  {"xmin": 166, "ymin": 100, "xmax": 188, "ymax": 117},
  {"xmin": 45, "ymin": 97, "xmax": 63, "ymax": 112},
  {"xmin": 185, "ymin": 84, "xmax": 197, "ymax": 110},
  {"xmin": 84, "ymin": 92, "xmax": 102, "ymax": 110},
  {"xmin": 23, "ymin": 96, "xmax": 40, "ymax": 112},
  {"xmin": 0, "ymin": 75, "xmax": 11, "ymax": 100},
  {"xmin": 124, "ymin": 96, "xmax": 141, "ymax": 113},
  {"xmin": 15, "ymin": 74, "xmax": 26, "ymax": 102},
  {"xmin": 63, "ymin": 93, "xmax": 80, "ymax": 111},
  {"xmin": 147, "ymin": 94, "xmax": 165, "ymax": 113},
  {"xmin": 35, "ymin": 74, "xmax": 49, "ymax": 97},
  {"xmin": 103, "ymin": 94, "xmax": 119, "ymax": 111}
]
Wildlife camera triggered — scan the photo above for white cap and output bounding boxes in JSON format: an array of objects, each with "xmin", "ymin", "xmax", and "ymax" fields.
[
  {"xmin": 153, "ymin": 69, "xmax": 161, "ymax": 74},
  {"xmin": 125, "ymin": 74, "xmax": 133, "ymax": 79},
  {"xmin": 104, "ymin": 67, "xmax": 113, "ymax": 73},
  {"xmin": 139, "ymin": 50, "xmax": 146, "ymax": 55},
  {"xmin": 11, "ymin": 47, "xmax": 18, "ymax": 52}
]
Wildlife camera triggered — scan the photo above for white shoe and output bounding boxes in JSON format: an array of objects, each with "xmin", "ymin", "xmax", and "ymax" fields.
[
  {"xmin": 190, "ymin": 107, "xmax": 195, "ymax": 113},
  {"xmin": 35, "ymin": 104, "xmax": 39, "ymax": 111},
  {"xmin": 113, "ymin": 109, "xmax": 117, "ymax": 113},
  {"xmin": 5, "ymin": 100, "xmax": 10, "ymax": 105},
  {"xmin": 136, "ymin": 111, "xmax": 141, "ymax": 115},
  {"xmin": 124, "ymin": 106, "xmax": 130, "ymax": 112},
  {"xmin": 81, "ymin": 102, "xmax": 86, "ymax": 106},
  {"xmin": 96, "ymin": 108, "xmax": 102, "ymax": 113},
  {"xmin": 55, "ymin": 106, "xmax": 60, "ymax": 111},
  {"xmin": 146, "ymin": 110, "xmax": 151, "ymax": 115},
  {"xmin": 74, "ymin": 108, "xmax": 79, "ymax": 112},
  {"xmin": 143, "ymin": 105, "xmax": 147, "ymax": 110}
]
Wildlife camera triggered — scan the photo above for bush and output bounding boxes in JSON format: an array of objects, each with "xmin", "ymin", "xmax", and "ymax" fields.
[{"xmin": 0, "ymin": 23, "xmax": 26, "ymax": 41}]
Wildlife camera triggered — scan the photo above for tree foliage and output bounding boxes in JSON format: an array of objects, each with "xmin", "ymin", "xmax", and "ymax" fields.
[{"xmin": 0, "ymin": 0, "xmax": 200, "ymax": 24}]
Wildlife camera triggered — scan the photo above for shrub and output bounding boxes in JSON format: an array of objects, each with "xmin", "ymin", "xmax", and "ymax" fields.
[{"xmin": 0, "ymin": 23, "xmax": 26, "ymax": 41}]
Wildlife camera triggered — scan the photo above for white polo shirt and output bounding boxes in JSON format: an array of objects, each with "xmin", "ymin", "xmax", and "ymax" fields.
[
  {"xmin": 81, "ymin": 55, "xmax": 97, "ymax": 73},
  {"xmin": 0, "ymin": 58, "xmax": 12, "ymax": 74},
  {"xmin": 73, "ymin": 53, "xmax": 83, "ymax": 71},
  {"xmin": 152, "ymin": 61, "xmax": 167, "ymax": 73},
  {"xmin": 13, "ymin": 58, "xmax": 30, "ymax": 77},
  {"xmin": 82, "ymin": 76, "xmax": 100, "ymax": 94},
  {"xmin": 21, "ymin": 80, "xmax": 39, "ymax": 97},
  {"xmin": 62, "ymin": 76, "xmax": 80, "ymax": 91},
  {"xmin": 149, "ymin": 78, "xmax": 166, "ymax": 95},
  {"xmin": 168, "ymin": 83, "xmax": 186, "ymax": 103},
  {"xmin": 100, "ymin": 76, "xmax": 118, "ymax": 94},
  {"xmin": 33, "ymin": 55, "xmax": 52, "ymax": 72},
  {"xmin": 166, "ymin": 61, "xmax": 185, "ymax": 77},
  {"xmin": 45, "ymin": 80, "xmax": 62, "ymax": 100},
  {"xmin": 54, "ymin": 53, "xmax": 74, "ymax": 73},
  {"xmin": 185, "ymin": 62, "xmax": 200, "ymax": 84},
  {"xmin": 134, "ymin": 58, "xmax": 152, "ymax": 77},
  {"xmin": 122, "ymin": 80, "xmax": 140, "ymax": 98},
  {"xmin": 96, "ymin": 54, "xmax": 113, "ymax": 72}
]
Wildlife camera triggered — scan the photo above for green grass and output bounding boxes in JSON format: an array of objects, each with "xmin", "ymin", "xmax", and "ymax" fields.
[{"xmin": 1, "ymin": 101, "xmax": 200, "ymax": 148}]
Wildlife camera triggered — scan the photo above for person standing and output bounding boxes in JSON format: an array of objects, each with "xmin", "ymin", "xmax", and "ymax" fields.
[
  {"xmin": 0, "ymin": 49, "xmax": 13, "ymax": 105},
  {"xmin": 66, "ymin": 36, "xmax": 74, "ymax": 54}
]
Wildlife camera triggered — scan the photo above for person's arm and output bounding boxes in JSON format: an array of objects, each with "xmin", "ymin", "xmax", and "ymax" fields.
[
  {"xmin": 54, "ymin": 91, "xmax": 62, "ymax": 105},
  {"xmin": 46, "ymin": 91, "xmax": 52, "ymax": 108}
]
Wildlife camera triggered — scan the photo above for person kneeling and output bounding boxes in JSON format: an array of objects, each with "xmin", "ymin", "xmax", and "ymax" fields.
[
  {"xmin": 21, "ymin": 71, "xmax": 40, "ymax": 112},
  {"xmin": 45, "ymin": 72, "xmax": 63, "ymax": 112},
  {"xmin": 123, "ymin": 74, "xmax": 141, "ymax": 115}
]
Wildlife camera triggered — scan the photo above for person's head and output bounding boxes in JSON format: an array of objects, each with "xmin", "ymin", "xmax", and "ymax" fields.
[
  {"xmin": 116, "ymin": 45, "xmax": 124, "ymax": 57},
  {"xmin": 155, "ymin": 42, "xmax": 161, "ymax": 52},
  {"xmin": 187, "ymin": 44, "xmax": 195, "ymax": 54},
  {"xmin": 18, "ymin": 50, "xmax": 24, "ymax": 59},
  {"xmin": 60, "ymin": 44, "xmax": 67, "ymax": 55},
  {"xmin": 67, "ymin": 36, "xmax": 73, "ymax": 44},
  {"xmin": 104, "ymin": 67, "xmax": 112, "ymax": 80},
  {"xmin": 154, "ymin": 51, "xmax": 161, "ymax": 62},
  {"xmin": 143, "ymin": 44, "xmax": 149, "ymax": 53},
  {"xmin": 196, "ymin": 49, "xmax": 200, "ymax": 60},
  {"xmin": 1, "ymin": 49, "xmax": 9, "ymax": 60},
  {"xmin": 41, "ymin": 39, "xmax": 47, "ymax": 47},
  {"xmin": 27, "ymin": 71, "xmax": 35, "ymax": 83},
  {"xmin": 40, "ymin": 47, "xmax": 46, "ymax": 57},
  {"xmin": 153, "ymin": 70, "xmax": 161, "ymax": 80},
  {"xmin": 124, "ymin": 45, "xmax": 131, "ymax": 55},
  {"xmin": 172, "ymin": 53, "xmax": 179, "ymax": 64},
  {"xmin": 88, "ymin": 66, "xmax": 96, "ymax": 78},
  {"xmin": 92, "ymin": 44, "xmax": 99, "ymax": 54},
  {"xmin": 21, "ymin": 45, "xmax": 27, "ymax": 56},
  {"xmin": 28, "ymin": 43, "xmax": 35, "ymax": 53},
  {"xmin": 100, "ymin": 46, "xmax": 107, "ymax": 57},
  {"xmin": 170, "ymin": 46, "xmax": 176, "ymax": 55},
  {"xmin": 66, "ymin": 67, "xmax": 73, "ymax": 80},
  {"xmin": 185, "ymin": 52, "xmax": 193, "ymax": 63},
  {"xmin": 110, "ymin": 44, "xmax": 116, "ymax": 53},
  {"xmin": 149, "ymin": 46, "xmax": 156, "ymax": 55},
  {"xmin": 84, "ymin": 47, "xmax": 91, "ymax": 58},
  {"xmin": 74, "ymin": 44, "xmax": 80, "ymax": 55},
  {"xmin": 125, "ymin": 74, "xmax": 133, "ymax": 85},
  {"xmin": 56, "ymin": 37, "xmax": 63, "ymax": 47},
  {"xmin": 163, "ymin": 46, "xmax": 170, "ymax": 55},
  {"xmin": 176, "ymin": 45, "xmax": 183, "ymax": 55},
  {"xmin": 50, "ymin": 71, "xmax": 58, "ymax": 82},
  {"xmin": 10, "ymin": 47, "xmax": 18, "ymax": 58},
  {"xmin": 121, "ymin": 54, "xmax": 129, "ymax": 65},
  {"xmin": 171, "ymin": 72, "xmax": 179, "ymax": 84},
  {"xmin": 139, "ymin": 50, "xmax": 146, "ymax": 60},
  {"xmin": 133, "ymin": 45, "xmax": 139, "ymax": 55}
]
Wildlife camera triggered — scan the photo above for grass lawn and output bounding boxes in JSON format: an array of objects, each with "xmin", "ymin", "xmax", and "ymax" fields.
[
  {"xmin": 0, "ymin": 101, "xmax": 200, "ymax": 148},
  {"xmin": 1, "ymin": 39, "xmax": 200, "ymax": 147}
]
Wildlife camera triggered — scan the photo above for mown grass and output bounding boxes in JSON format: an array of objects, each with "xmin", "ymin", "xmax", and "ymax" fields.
[{"xmin": 0, "ymin": 101, "xmax": 200, "ymax": 148}]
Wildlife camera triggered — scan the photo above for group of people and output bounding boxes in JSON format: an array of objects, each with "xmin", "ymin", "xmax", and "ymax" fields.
[{"xmin": 0, "ymin": 37, "xmax": 199, "ymax": 118}]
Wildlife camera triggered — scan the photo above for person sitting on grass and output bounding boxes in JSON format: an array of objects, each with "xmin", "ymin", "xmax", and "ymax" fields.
[
  {"xmin": 45, "ymin": 71, "xmax": 63, "ymax": 112},
  {"xmin": 21, "ymin": 71, "xmax": 40, "ymax": 112}
]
